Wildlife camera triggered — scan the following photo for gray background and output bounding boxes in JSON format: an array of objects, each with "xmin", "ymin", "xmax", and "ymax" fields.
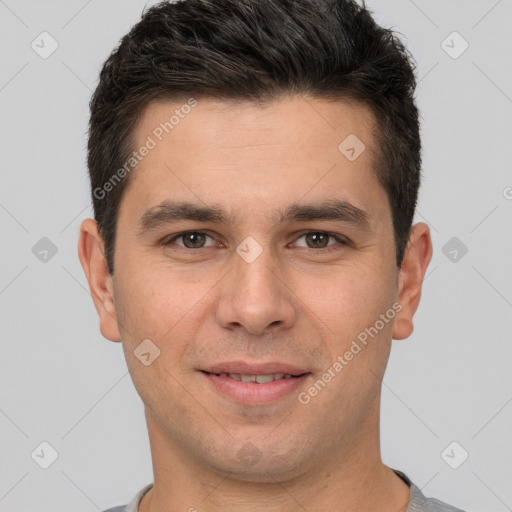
[{"xmin": 0, "ymin": 0, "xmax": 511, "ymax": 510}]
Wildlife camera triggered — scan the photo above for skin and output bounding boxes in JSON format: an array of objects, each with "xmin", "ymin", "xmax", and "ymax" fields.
[{"xmin": 79, "ymin": 95, "xmax": 432, "ymax": 512}]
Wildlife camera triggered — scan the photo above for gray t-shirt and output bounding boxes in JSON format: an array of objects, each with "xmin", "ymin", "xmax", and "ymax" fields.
[{"xmin": 102, "ymin": 469, "xmax": 465, "ymax": 512}]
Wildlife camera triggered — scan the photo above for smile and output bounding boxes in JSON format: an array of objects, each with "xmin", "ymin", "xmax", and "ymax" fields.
[
  {"xmin": 199, "ymin": 369, "xmax": 311, "ymax": 405},
  {"xmin": 203, "ymin": 371, "xmax": 302, "ymax": 383}
]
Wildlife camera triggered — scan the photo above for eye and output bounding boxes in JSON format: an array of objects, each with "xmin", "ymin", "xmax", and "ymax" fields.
[
  {"xmin": 294, "ymin": 231, "xmax": 346, "ymax": 250},
  {"xmin": 163, "ymin": 230, "xmax": 347, "ymax": 252},
  {"xmin": 164, "ymin": 231, "xmax": 217, "ymax": 249}
]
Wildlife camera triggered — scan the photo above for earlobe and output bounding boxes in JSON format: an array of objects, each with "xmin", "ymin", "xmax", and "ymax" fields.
[
  {"xmin": 78, "ymin": 218, "xmax": 122, "ymax": 342},
  {"xmin": 392, "ymin": 222, "xmax": 433, "ymax": 340}
]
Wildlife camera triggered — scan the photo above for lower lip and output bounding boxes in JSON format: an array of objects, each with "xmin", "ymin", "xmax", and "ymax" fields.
[{"xmin": 200, "ymin": 372, "xmax": 310, "ymax": 405}]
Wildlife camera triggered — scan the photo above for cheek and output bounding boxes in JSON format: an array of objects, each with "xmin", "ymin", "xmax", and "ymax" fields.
[
  {"xmin": 114, "ymin": 266, "xmax": 211, "ymax": 385},
  {"xmin": 114, "ymin": 274, "xmax": 198, "ymax": 411},
  {"xmin": 114, "ymin": 263, "xmax": 194, "ymax": 339},
  {"xmin": 311, "ymin": 263, "xmax": 396, "ymax": 337}
]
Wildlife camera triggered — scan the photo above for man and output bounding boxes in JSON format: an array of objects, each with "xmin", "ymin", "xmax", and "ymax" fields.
[{"xmin": 78, "ymin": 0, "xmax": 465, "ymax": 510}]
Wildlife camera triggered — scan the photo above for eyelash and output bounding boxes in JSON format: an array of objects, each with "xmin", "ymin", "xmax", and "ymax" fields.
[{"xmin": 163, "ymin": 230, "xmax": 348, "ymax": 253}]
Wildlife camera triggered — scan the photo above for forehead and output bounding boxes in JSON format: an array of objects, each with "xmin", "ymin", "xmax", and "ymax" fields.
[
  {"xmin": 121, "ymin": 95, "xmax": 388, "ymax": 228},
  {"xmin": 135, "ymin": 95, "xmax": 377, "ymax": 154}
]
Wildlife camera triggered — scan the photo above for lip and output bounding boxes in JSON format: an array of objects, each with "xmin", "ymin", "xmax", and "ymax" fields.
[
  {"xmin": 200, "ymin": 371, "xmax": 311, "ymax": 405},
  {"xmin": 198, "ymin": 361, "xmax": 311, "ymax": 406},
  {"xmin": 200, "ymin": 361, "xmax": 309, "ymax": 376}
]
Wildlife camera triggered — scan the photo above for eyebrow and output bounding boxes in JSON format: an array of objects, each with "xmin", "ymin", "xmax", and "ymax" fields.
[{"xmin": 136, "ymin": 199, "xmax": 372, "ymax": 235}]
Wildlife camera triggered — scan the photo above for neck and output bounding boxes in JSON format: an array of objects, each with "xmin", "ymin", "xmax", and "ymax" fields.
[{"xmin": 139, "ymin": 398, "xmax": 410, "ymax": 512}]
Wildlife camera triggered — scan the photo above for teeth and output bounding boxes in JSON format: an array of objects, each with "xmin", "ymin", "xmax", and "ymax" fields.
[
  {"xmin": 255, "ymin": 374, "xmax": 274, "ymax": 384},
  {"xmin": 215, "ymin": 372, "xmax": 295, "ymax": 383}
]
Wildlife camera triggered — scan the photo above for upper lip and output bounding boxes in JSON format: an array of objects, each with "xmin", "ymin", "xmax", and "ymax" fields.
[{"xmin": 200, "ymin": 361, "xmax": 309, "ymax": 376}]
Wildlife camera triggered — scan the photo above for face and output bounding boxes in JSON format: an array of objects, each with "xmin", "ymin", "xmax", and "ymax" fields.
[{"xmin": 80, "ymin": 94, "xmax": 431, "ymax": 483}]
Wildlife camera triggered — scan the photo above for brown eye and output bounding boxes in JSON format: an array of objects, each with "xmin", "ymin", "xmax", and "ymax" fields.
[
  {"xmin": 295, "ymin": 232, "xmax": 344, "ymax": 250},
  {"xmin": 164, "ymin": 231, "xmax": 215, "ymax": 249},
  {"xmin": 181, "ymin": 232, "xmax": 206, "ymax": 248},
  {"xmin": 304, "ymin": 232, "xmax": 330, "ymax": 248}
]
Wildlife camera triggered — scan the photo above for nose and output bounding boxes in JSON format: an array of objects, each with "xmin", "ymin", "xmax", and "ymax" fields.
[{"xmin": 215, "ymin": 245, "xmax": 297, "ymax": 335}]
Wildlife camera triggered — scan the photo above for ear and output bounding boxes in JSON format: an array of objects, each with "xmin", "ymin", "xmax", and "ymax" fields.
[
  {"xmin": 392, "ymin": 222, "xmax": 433, "ymax": 340},
  {"xmin": 78, "ymin": 218, "xmax": 121, "ymax": 342}
]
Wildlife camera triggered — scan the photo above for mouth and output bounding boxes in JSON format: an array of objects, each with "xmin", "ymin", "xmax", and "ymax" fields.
[
  {"xmin": 201, "ymin": 371, "xmax": 307, "ymax": 383},
  {"xmin": 198, "ymin": 363, "xmax": 311, "ymax": 405}
]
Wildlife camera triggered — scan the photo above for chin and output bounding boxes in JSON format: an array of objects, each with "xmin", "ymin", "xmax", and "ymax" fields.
[{"xmin": 209, "ymin": 442, "xmax": 311, "ymax": 483}]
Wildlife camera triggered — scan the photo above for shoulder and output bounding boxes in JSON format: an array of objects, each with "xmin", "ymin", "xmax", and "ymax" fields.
[
  {"xmin": 101, "ymin": 483, "xmax": 153, "ymax": 512},
  {"xmin": 393, "ymin": 469, "xmax": 465, "ymax": 512},
  {"xmin": 408, "ymin": 482, "xmax": 466, "ymax": 512}
]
